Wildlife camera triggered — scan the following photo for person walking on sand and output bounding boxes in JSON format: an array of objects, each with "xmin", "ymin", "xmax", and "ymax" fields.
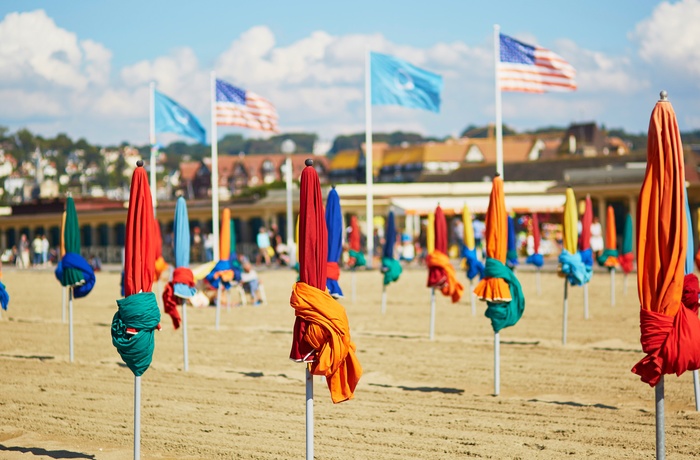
[{"xmin": 256, "ymin": 227, "xmax": 271, "ymax": 266}]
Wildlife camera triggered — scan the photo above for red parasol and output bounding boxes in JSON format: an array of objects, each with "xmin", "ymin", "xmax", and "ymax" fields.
[
  {"xmin": 125, "ymin": 164, "xmax": 156, "ymax": 297},
  {"xmin": 532, "ymin": 213, "xmax": 540, "ymax": 255},
  {"xmin": 426, "ymin": 206, "xmax": 463, "ymax": 303}
]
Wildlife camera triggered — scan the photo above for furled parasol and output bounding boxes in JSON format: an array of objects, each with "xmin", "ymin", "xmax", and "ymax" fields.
[
  {"xmin": 462, "ymin": 204, "xmax": 484, "ymax": 314},
  {"xmin": 347, "ymin": 215, "xmax": 366, "ymax": 303},
  {"xmin": 598, "ymin": 205, "xmax": 619, "ymax": 306},
  {"xmin": 579, "ymin": 195, "xmax": 594, "ymax": 318},
  {"xmin": 525, "ymin": 213, "xmax": 544, "ymax": 295},
  {"xmin": 506, "ymin": 216, "xmax": 518, "ymax": 269},
  {"xmin": 325, "ymin": 187, "xmax": 344, "ymax": 298},
  {"xmin": 380, "ymin": 210, "xmax": 402, "ymax": 314},
  {"xmin": 619, "ymin": 213, "xmax": 635, "ymax": 295}
]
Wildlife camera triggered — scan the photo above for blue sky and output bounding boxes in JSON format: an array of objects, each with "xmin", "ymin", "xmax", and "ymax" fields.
[{"xmin": 0, "ymin": 0, "xmax": 697, "ymax": 147}]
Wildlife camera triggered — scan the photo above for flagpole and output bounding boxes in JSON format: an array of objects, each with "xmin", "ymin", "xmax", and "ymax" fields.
[
  {"xmin": 149, "ymin": 82, "xmax": 157, "ymax": 214},
  {"xmin": 211, "ymin": 71, "xmax": 220, "ymax": 262},
  {"xmin": 493, "ymin": 24, "xmax": 504, "ymax": 178},
  {"xmin": 365, "ymin": 49, "xmax": 374, "ymax": 268}
]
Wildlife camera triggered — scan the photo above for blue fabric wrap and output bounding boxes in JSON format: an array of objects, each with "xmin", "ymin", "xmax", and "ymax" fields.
[
  {"xmin": 578, "ymin": 248, "xmax": 594, "ymax": 268},
  {"xmin": 54, "ymin": 253, "xmax": 96, "ymax": 298},
  {"xmin": 558, "ymin": 249, "xmax": 592, "ymax": 286},
  {"xmin": 205, "ymin": 260, "xmax": 241, "ymax": 289},
  {"xmin": 483, "ymin": 258, "xmax": 525, "ymax": 333},
  {"xmin": 174, "ymin": 284, "xmax": 197, "ymax": 299},
  {"xmin": 525, "ymin": 253, "xmax": 544, "ymax": 268},
  {"xmin": 111, "ymin": 291, "xmax": 161, "ymax": 377},
  {"xmin": 461, "ymin": 245, "xmax": 484, "ymax": 280},
  {"xmin": 0, "ymin": 281, "xmax": 9, "ymax": 311}
]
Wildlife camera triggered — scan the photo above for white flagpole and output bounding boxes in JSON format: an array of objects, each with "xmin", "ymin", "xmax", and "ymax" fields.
[
  {"xmin": 494, "ymin": 24, "xmax": 504, "ymax": 178},
  {"xmin": 365, "ymin": 49, "xmax": 374, "ymax": 268},
  {"xmin": 149, "ymin": 82, "xmax": 157, "ymax": 214},
  {"xmin": 211, "ymin": 71, "xmax": 220, "ymax": 262}
]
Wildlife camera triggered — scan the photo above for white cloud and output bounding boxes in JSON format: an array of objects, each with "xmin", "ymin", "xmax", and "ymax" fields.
[{"xmin": 632, "ymin": 0, "xmax": 700, "ymax": 79}]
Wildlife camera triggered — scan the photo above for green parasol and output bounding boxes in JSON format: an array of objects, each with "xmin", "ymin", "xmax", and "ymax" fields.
[{"xmin": 61, "ymin": 197, "xmax": 85, "ymax": 287}]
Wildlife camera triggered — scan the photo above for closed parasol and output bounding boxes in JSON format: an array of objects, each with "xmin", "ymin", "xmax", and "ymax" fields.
[
  {"xmin": 506, "ymin": 216, "xmax": 518, "ymax": 269},
  {"xmin": 325, "ymin": 187, "xmax": 344, "ymax": 298},
  {"xmin": 380, "ymin": 210, "xmax": 402, "ymax": 314},
  {"xmin": 525, "ymin": 213, "xmax": 544, "ymax": 296},
  {"xmin": 462, "ymin": 204, "xmax": 484, "ymax": 314}
]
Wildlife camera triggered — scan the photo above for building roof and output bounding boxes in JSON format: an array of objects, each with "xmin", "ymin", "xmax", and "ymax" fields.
[
  {"xmin": 179, "ymin": 161, "xmax": 201, "ymax": 182},
  {"xmin": 329, "ymin": 149, "xmax": 360, "ymax": 170},
  {"xmin": 464, "ymin": 136, "xmax": 538, "ymax": 163}
]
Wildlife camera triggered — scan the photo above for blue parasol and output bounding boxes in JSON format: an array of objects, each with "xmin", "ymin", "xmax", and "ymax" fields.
[
  {"xmin": 174, "ymin": 197, "xmax": 196, "ymax": 299},
  {"xmin": 506, "ymin": 215, "xmax": 518, "ymax": 269},
  {"xmin": 325, "ymin": 187, "xmax": 343, "ymax": 298},
  {"xmin": 381, "ymin": 211, "xmax": 402, "ymax": 286}
]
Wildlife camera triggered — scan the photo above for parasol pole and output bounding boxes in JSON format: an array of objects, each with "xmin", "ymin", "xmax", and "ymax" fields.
[
  {"xmin": 62, "ymin": 286, "xmax": 66, "ymax": 323},
  {"xmin": 351, "ymin": 268, "xmax": 356, "ymax": 304},
  {"xmin": 210, "ymin": 71, "xmax": 220, "ymax": 262},
  {"xmin": 68, "ymin": 287, "xmax": 74, "ymax": 363},
  {"xmin": 134, "ymin": 375, "xmax": 141, "ymax": 460},
  {"xmin": 429, "ymin": 287, "xmax": 436, "ymax": 340},
  {"xmin": 381, "ymin": 285, "xmax": 387, "ymax": 315},
  {"xmin": 305, "ymin": 365, "xmax": 314, "ymax": 460},
  {"xmin": 562, "ymin": 280, "xmax": 568, "ymax": 345},
  {"xmin": 656, "ymin": 376, "xmax": 665, "ymax": 460},
  {"xmin": 693, "ymin": 371, "xmax": 700, "ymax": 411},
  {"xmin": 215, "ymin": 284, "xmax": 222, "ymax": 330},
  {"xmin": 494, "ymin": 332, "xmax": 500, "ymax": 396},
  {"xmin": 536, "ymin": 268, "xmax": 541, "ymax": 296},
  {"xmin": 583, "ymin": 283, "xmax": 589, "ymax": 320},
  {"xmin": 610, "ymin": 267, "xmax": 616, "ymax": 306},
  {"xmin": 182, "ymin": 300, "xmax": 189, "ymax": 372},
  {"xmin": 623, "ymin": 274, "xmax": 628, "ymax": 295},
  {"xmin": 470, "ymin": 279, "xmax": 476, "ymax": 316},
  {"xmin": 227, "ymin": 287, "xmax": 232, "ymax": 311}
]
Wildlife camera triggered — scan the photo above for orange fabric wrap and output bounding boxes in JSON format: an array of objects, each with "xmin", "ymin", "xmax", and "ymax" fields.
[
  {"xmin": 214, "ymin": 270, "xmax": 234, "ymax": 282},
  {"xmin": 326, "ymin": 262, "xmax": 340, "ymax": 281},
  {"xmin": 426, "ymin": 251, "xmax": 464, "ymax": 303},
  {"xmin": 290, "ymin": 282, "xmax": 362, "ymax": 403},
  {"xmin": 154, "ymin": 256, "xmax": 168, "ymax": 279},
  {"xmin": 473, "ymin": 275, "xmax": 512, "ymax": 303}
]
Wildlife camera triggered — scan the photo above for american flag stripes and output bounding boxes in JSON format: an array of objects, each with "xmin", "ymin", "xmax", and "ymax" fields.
[
  {"xmin": 215, "ymin": 79, "xmax": 279, "ymax": 132},
  {"xmin": 498, "ymin": 33, "xmax": 577, "ymax": 93}
]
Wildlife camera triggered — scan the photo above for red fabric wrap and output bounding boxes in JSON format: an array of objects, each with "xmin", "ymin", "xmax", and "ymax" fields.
[
  {"xmin": 632, "ymin": 275, "xmax": 700, "ymax": 386},
  {"xmin": 161, "ymin": 267, "xmax": 194, "ymax": 330},
  {"xmin": 326, "ymin": 262, "xmax": 340, "ymax": 281},
  {"xmin": 618, "ymin": 253, "xmax": 634, "ymax": 274}
]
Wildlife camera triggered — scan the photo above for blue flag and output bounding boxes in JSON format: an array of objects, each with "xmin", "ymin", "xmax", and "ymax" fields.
[
  {"xmin": 154, "ymin": 90, "xmax": 206, "ymax": 144},
  {"xmin": 370, "ymin": 52, "xmax": 443, "ymax": 113}
]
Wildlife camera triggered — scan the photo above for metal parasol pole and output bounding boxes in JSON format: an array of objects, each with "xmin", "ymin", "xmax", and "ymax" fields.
[
  {"xmin": 62, "ymin": 286, "xmax": 66, "ymax": 323},
  {"xmin": 351, "ymin": 269, "xmax": 356, "ymax": 304},
  {"xmin": 306, "ymin": 365, "xmax": 314, "ymax": 460},
  {"xmin": 182, "ymin": 300, "xmax": 189, "ymax": 372},
  {"xmin": 656, "ymin": 376, "xmax": 665, "ymax": 460},
  {"xmin": 562, "ymin": 280, "xmax": 568, "ymax": 345},
  {"xmin": 429, "ymin": 287, "xmax": 436, "ymax": 340},
  {"xmin": 610, "ymin": 268, "xmax": 616, "ymax": 307},
  {"xmin": 693, "ymin": 371, "xmax": 700, "ymax": 411},
  {"xmin": 583, "ymin": 283, "xmax": 589, "ymax": 320},
  {"xmin": 623, "ymin": 274, "xmax": 628, "ymax": 295},
  {"xmin": 494, "ymin": 332, "xmax": 500, "ymax": 396},
  {"xmin": 470, "ymin": 279, "xmax": 476, "ymax": 316},
  {"xmin": 227, "ymin": 287, "xmax": 232, "ymax": 311},
  {"xmin": 536, "ymin": 268, "xmax": 541, "ymax": 296},
  {"xmin": 69, "ymin": 287, "xmax": 74, "ymax": 362},
  {"xmin": 215, "ymin": 285, "xmax": 222, "ymax": 330},
  {"xmin": 381, "ymin": 285, "xmax": 387, "ymax": 315},
  {"xmin": 134, "ymin": 375, "xmax": 141, "ymax": 460}
]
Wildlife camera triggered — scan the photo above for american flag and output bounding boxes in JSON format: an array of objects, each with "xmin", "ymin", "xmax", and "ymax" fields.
[
  {"xmin": 215, "ymin": 79, "xmax": 279, "ymax": 132},
  {"xmin": 498, "ymin": 33, "xmax": 576, "ymax": 93}
]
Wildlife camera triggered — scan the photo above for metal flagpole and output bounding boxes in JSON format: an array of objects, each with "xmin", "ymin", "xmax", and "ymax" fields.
[
  {"xmin": 306, "ymin": 365, "xmax": 314, "ymax": 460},
  {"xmin": 562, "ymin": 280, "xmax": 568, "ymax": 345},
  {"xmin": 149, "ymin": 82, "xmax": 157, "ymax": 213},
  {"xmin": 211, "ymin": 71, "xmax": 220, "ymax": 262},
  {"xmin": 656, "ymin": 376, "xmax": 665, "ymax": 460},
  {"xmin": 365, "ymin": 49, "xmax": 374, "ymax": 268},
  {"xmin": 134, "ymin": 375, "xmax": 141, "ymax": 460},
  {"xmin": 494, "ymin": 332, "xmax": 500, "ymax": 396},
  {"xmin": 494, "ymin": 24, "xmax": 504, "ymax": 178},
  {"xmin": 69, "ymin": 287, "xmax": 74, "ymax": 363},
  {"xmin": 429, "ymin": 287, "xmax": 436, "ymax": 340},
  {"xmin": 182, "ymin": 299, "xmax": 189, "ymax": 372}
]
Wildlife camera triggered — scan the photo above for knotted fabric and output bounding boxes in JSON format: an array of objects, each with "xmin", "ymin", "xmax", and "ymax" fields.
[
  {"xmin": 462, "ymin": 246, "xmax": 485, "ymax": 280},
  {"xmin": 578, "ymin": 248, "xmax": 594, "ymax": 269},
  {"xmin": 326, "ymin": 261, "xmax": 342, "ymax": 298},
  {"xmin": 597, "ymin": 249, "xmax": 619, "ymax": 268},
  {"xmin": 483, "ymin": 258, "xmax": 526, "ymax": 333},
  {"xmin": 55, "ymin": 252, "xmax": 95, "ymax": 298},
  {"xmin": 154, "ymin": 256, "xmax": 168, "ymax": 281},
  {"xmin": 205, "ymin": 260, "xmax": 240, "ymax": 289},
  {"xmin": 525, "ymin": 253, "xmax": 544, "ymax": 268},
  {"xmin": 632, "ymin": 275, "xmax": 700, "ymax": 386},
  {"xmin": 0, "ymin": 281, "xmax": 8, "ymax": 311},
  {"xmin": 162, "ymin": 267, "xmax": 195, "ymax": 329},
  {"xmin": 619, "ymin": 252, "xmax": 634, "ymax": 274},
  {"xmin": 426, "ymin": 251, "xmax": 464, "ymax": 303},
  {"xmin": 290, "ymin": 282, "xmax": 362, "ymax": 403},
  {"xmin": 381, "ymin": 257, "xmax": 402, "ymax": 286},
  {"xmin": 348, "ymin": 250, "xmax": 366, "ymax": 268},
  {"xmin": 111, "ymin": 291, "xmax": 161, "ymax": 377},
  {"xmin": 558, "ymin": 249, "xmax": 592, "ymax": 286}
]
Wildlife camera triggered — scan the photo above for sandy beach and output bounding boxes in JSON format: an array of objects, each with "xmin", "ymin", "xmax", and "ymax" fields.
[{"xmin": 1, "ymin": 264, "xmax": 699, "ymax": 459}]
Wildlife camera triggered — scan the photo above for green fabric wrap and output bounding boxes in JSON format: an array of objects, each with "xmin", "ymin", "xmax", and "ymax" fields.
[
  {"xmin": 111, "ymin": 291, "xmax": 161, "ymax": 377},
  {"xmin": 483, "ymin": 258, "xmax": 526, "ymax": 333},
  {"xmin": 596, "ymin": 249, "xmax": 619, "ymax": 266},
  {"xmin": 349, "ymin": 250, "xmax": 366, "ymax": 267},
  {"xmin": 381, "ymin": 257, "xmax": 402, "ymax": 285}
]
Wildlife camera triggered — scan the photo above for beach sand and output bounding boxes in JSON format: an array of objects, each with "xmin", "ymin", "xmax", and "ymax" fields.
[{"xmin": 0, "ymin": 265, "xmax": 699, "ymax": 459}]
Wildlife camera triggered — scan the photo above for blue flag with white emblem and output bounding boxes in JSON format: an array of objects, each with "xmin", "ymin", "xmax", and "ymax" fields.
[
  {"xmin": 370, "ymin": 52, "xmax": 443, "ymax": 113},
  {"xmin": 154, "ymin": 90, "xmax": 206, "ymax": 144}
]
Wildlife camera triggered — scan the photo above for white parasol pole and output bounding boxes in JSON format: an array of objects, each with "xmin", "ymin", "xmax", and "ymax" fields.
[
  {"xmin": 693, "ymin": 371, "xmax": 700, "ymax": 411},
  {"xmin": 583, "ymin": 283, "xmax": 589, "ymax": 320},
  {"xmin": 62, "ymin": 286, "xmax": 66, "ymax": 323},
  {"xmin": 623, "ymin": 274, "xmax": 628, "ymax": 295},
  {"xmin": 134, "ymin": 375, "xmax": 141, "ymax": 460},
  {"xmin": 562, "ymin": 280, "xmax": 568, "ymax": 345},
  {"xmin": 494, "ymin": 332, "xmax": 500, "ymax": 396},
  {"xmin": 470, "ymin": 279, "xmax": 476, "ymax": 316},
  {"xmin": 306, "ymin": 365, "xmax": 314, "ymax": 460},
  {"xmin": 536, "ymin": 268, "xmax": 541, "ymax": 296},
  {"xmin": 429, "ymin": 287, "xmax": 436, "ymax": 340},
  {"xmin": 182, "ymin": 300, "xmax": 189, "ymax": 372},
  {"xmin": 656, "ymin": 376, "xmax": 665, "ymax": 460},
  {"xmin": 381, "ymin": 285, "xmax": 387, "ymax": 315},
  {"xmin": 69, "ymin": 287, "xmax": 74, "ymax": 363},
  {"xmin": 610, "ymin": 268, "xmax": 616, "ymax": 306},
  {"xmin": 227, "ymin": 287, "xmax": 232, "ymax": 311},
  {"xmin": 351, "ymin": 269, "xmax": 356, "ymax": 304},
  {"xmin": 215, "ymin": 284, "xmax": 222, "ymax": 330}
]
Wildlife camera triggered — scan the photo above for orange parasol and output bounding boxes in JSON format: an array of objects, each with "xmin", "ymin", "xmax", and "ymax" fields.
[{"xmin": 597, "ymin": 205, "xmax": 619, "ymax": 268}]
